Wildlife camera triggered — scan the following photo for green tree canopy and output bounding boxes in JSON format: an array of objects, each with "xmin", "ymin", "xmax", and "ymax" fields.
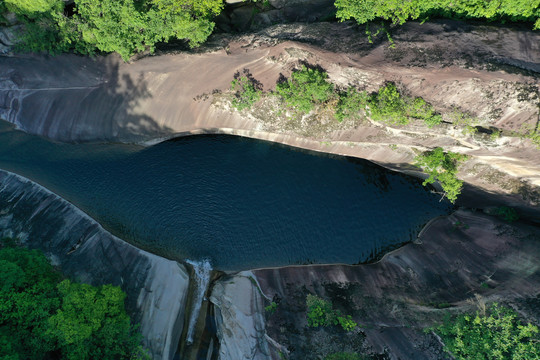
[
  {"xmin": 335, "ymin": 0, "xmax": 540, "ymax": 29},
  {"xmin": 276, "ymin": 66, "xmax": 335, "ymax": 113},
  {"xmin": 7, "ymin": 0, "xmax": 224, "ymax": 60},
  {"xmin": 3, "ymin": 0, "xmax": 63, "ymax": 16},
  {"xmin": 0, "ymin": 241, "xmax": 145, "ymax": 359},
  {"xmin": 437, "ymin": 304, "xmax": 540, "ymax": 359},
  {"xmin": 414, "ymin": 147, "xmax": 467, "ymax": 203}
]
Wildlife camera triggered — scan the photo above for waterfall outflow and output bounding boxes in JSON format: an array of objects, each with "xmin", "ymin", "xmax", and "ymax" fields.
[{"xmin": 185, "ymin": 259, "xmax": 212, "ymax": 345}]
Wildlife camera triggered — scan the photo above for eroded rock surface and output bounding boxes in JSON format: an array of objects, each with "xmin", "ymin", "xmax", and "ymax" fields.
[
  {"xmin": 210, "ymin": 271, "xmax": 284, "ymax": 360},
  {"xmin": 253, "ymin": 210, "xmax": 540, "ymax": 359},
  {"xmin": 0, "ymin": 170, "xmax": 189, "ymax": 360}
]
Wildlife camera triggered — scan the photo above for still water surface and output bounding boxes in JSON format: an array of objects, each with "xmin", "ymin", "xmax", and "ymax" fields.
[{"xmin": 0, "ymin": 121, "xmax": 452, "ymax": 270}]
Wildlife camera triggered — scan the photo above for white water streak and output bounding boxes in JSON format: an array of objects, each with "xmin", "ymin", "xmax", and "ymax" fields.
[{"xmin": 185, "ymin": 259, "xmax": 212, "ymax": 345}]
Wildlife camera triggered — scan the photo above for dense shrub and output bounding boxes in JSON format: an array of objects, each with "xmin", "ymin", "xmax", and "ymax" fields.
[
  {"xmin": 336, "ymin": 87, "xmax": 369, "ymax": 122},
  {"xmin": 367, "ymin": 82, "xmax": 441, "ymax": 126},
  {"xmin": 306, "ymin": 294, "xmax": 357, "ymax": 331},
  {"xmin": 436, "ymin": 304, "xmax": 540, "ymax": 359},
  {"xmin": 414, "ymin": 147, "xmax": 467, "ymax": 203},
  {"xmin": 4, "ymin": 0, "xmax": 62, "ymax": 16},
  {"xmin": 276, "ymin": 66, "xmax": 335, "ymax": 113},
  {"xmin": 230, "ymin": 72, "xmax": 263, "ymax": 110},
  {"xmin": 367, "ymin": 82, "xmax": 408, "ymax": 124},
  {"xmin": 265, "ymin": 301, "xmax": 278, "ymax": 314},
  {"xmin": 228, "ymin": 68, "xmax": 443, "ymax": 129},
  {"xmin": 496, "ymin": 206, "xmax": 519, "ymax": 222},
  {"xmin": 0, "ymin": 240, "xmax": 145, "ymax": 359},
  {"xmin": 335, "ymin": 0, "xmax": 540, "ymax": 29}
]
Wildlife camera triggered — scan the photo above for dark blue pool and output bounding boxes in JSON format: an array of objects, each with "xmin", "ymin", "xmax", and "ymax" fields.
[{"xmin": 0, "ymin": 120, "xmax": 452, "ymax": 270}]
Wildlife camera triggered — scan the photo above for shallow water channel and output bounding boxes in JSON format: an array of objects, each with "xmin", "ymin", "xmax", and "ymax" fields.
[{"xmin": 0, "ymin": 120, "xmax": 452, "ymax": 270}]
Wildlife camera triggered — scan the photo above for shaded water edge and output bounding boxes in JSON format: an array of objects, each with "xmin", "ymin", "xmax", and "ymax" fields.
[{"xmin": 0, "ymin": 121, "xmax": 454, "ymax": 271}]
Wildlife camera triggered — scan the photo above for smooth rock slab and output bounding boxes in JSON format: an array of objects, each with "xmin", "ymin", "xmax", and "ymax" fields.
[
  {"xmin": 0, "ymin": 169, "xmax": 189, "ymax": 360},
  {"xmin": 210, "ymin": 271, "xmax": 284, "ymax": 360}
]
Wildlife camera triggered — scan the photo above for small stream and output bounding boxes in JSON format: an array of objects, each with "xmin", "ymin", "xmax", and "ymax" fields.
[{"xmin": 0, "ymin": 120, "xmax": 452, "ymax": 270}]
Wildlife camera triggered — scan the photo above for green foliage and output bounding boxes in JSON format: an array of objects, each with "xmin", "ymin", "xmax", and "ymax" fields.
[
  {"xmin": 0, "ymin": 241, "xmax": 145, "ymax": 359},
  {"xmin": 265, "ymin": 301, "xmax": 278, "ymax": 314},
  {"xmin": 153, "ymin": 0, "xmax": 223, "ymax": 18},
  {"xmin": 325, "ymin": 352, "xmax": 365, "ymax": 360},
  {"xmin": 496, "ymin": 206, "xmax": 519, "ymax": 222},
  {"xmin": 4, "ymin": 0, "xmax": 63, "ymax": 16},
  {"xmin": 0, "ymin": 245, "xmax": 61, "ymax": 359},
  {"xmin": 407, "ymin": 97, "xmax": 442, "ymax": 127},
  {"xmin": 307, "ymin": 294, "xmax": 336, "ymax": 327},
  {"xmin": 335, "ymin": 0, "xmax": 540, "ymax": 30},
  {"xmin": 490, "ymin": 129, "xmax": 502, "ymax": 140},
  {"xmin": 335, "ymin": 0, "xmax": 423, "ymax": 26},
  {"xmin": 436, "ymin": 304, "xmax": 540, "ymax": 360},
  {"xmin": 337, "ymin": 315, "xmax": 357, "ymax": 332},
  {"xmin": 530, "ymin": 132, "xmax": 540, "ymax": 148},
  {"xmin": 276, "ymin": 66, "xmax": 335, "ymax": 113},
  {"xmin": 228, "ymin": 67, "xmax": 440, "ymax": 129},
  {"xmin": 306, "ymin": 294, "xmax": 357, "ymax": 331},
  {"xmin": 230, "ymin": 72, "xmax": 262, "ymax": 110},
  {"xmin": 48, "ymin": 280, "xmax": 143, "ymax": 360},
  {"xmin": 336, "ymin": 87, "xmax": 369, "ymax": 122},
  {"xmin": 414, "ymin": 147, "xmax": 468, "ymax": 203},
  {"xmin": 368, "ymin": 82, "xmax": 408, "ymax": 124},
  {"xmin": 367, "ymin": 82, "xmax": 441, "ymax": 126},
  {"xmin": 462, "ymin": 125, "xmax": 478, "ymax": 136},
  {"xmin": 9, "ymin": 0, "xmax": 223, "ymax": 60}
]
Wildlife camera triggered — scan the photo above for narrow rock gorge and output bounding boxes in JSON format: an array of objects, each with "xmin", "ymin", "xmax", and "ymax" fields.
[{"xmin": 0, "ymin": 2, "xmax": 539, "ymax": 359}]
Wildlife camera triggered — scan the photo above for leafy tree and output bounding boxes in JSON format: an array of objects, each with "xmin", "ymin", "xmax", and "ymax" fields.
[
  {"xmin": 407, "ymin": 97, "xmax": 441, "ymax": 127},
  {"xmin": 0, "ymin": 246, "xmax": 61, "ymax": 359},
  {"xmin": 0, "ymin": 241, "xmax": 145, "ymax": 359},
  {"xmin": 367, "ymin": 82, "xmax": 442, "ymax": 126},
  {"xmin": 414, "ymin": 147, "xmax": 467, "ymax": 203},
  {"xmin": 436, "ymin": 304, "xmax": 540, "ymax": 359},
  {"xmin": 8, "ymin": 0, "xmax": 224, "ymax": 60},
  {"xmin": 47, "ymin": 280, "xmax": 142, "ymax": 360},
  {"xmin": 368, "ymin": 82, "xmax": 408, "ymax": 124},
  {"xmin": 276, "ymin": 66, "xmax": 335, "ymax": 113},
  {"xmin": 335, "ymin": 0, "xmax": 424, "ymax": 26},
  {"xmin": 336, "ymin": 87, "xmax": 369, "ymax": 122},
  {"xmin": 153, "ymin": 0, "xmax": 223, "ymax": 18},
  {"xmin": 306, "ymin": 294, "xmax": 357, "ymax": 331},
  {"xmin": 230, "ymin": 71, "xmax": 263, "ymax": 110},
  {"xmin": 337, "ymin": 315, "xmax": 357, "ymax": 331},
  {"xmin": 335, "ymin": 0, "xmax": 540, "ymax": 30},
  {"xmin": 307, "ymin": 294, "xmax": 337, "ymax": 327},
  {"xmin": 3, "ymin": 0, "xmax": 63, "ymax": 16},
  {"xmin": 265, "ymin": 301, "xmax": 278, "ymax": 314}
]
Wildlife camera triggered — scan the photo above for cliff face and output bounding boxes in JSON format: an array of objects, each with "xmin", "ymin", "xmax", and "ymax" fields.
[{"xmin": 0, "ymin": 170, "xmax": 189, "ymax": 360}]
